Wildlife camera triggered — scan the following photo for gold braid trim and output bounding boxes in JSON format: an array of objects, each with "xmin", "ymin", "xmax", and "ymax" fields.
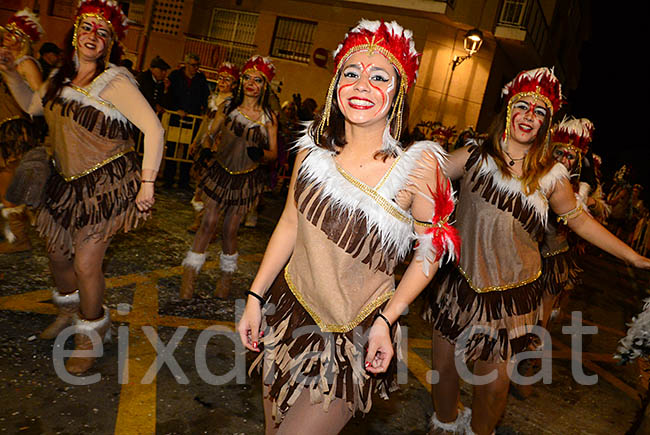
[
  {"xmin": 284, "ymin": 267, "xmax": 394, "ymax": 333},
  {"xmin": 217, "ymin": 159, "xmax": 259, "ymax": 175},
  {"xmin": 56, "ymin": 147, "xmax": 134, "ymax": 181},
  {"xmin": 335, "ymin": 163, "xmax": 411, "ymax": 223},
  {"xmin": 556, "ymin": 203, "xmax": 584, "ymax": 225},
  {"xmin": 542, "ymin": 245, "xmax": 569, "ymax": 258},
  {"xmin": 457, "ymin": 264, "xmax": 541, "ymax": 293}
]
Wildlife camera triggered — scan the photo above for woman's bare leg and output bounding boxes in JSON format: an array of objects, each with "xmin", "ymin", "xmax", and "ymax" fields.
[
  {"xmin": 221, "ymin": 207, "xmax": 245, "ymax": 255},
  {"xmin": 274, "ymin": 387, "xmax": 352, "ymax": 435},
  {"xmin": 431, "ymin": 329, "xmax": 461, "ymax": 423},
  {"xmin": 470, "ymin": 360, "xmax": 511, "ymax": 435},
  {"xmin": 73, "ymin": 230, "xmax": 111, "ymax": 320},
  {"xmin": 191, "ymin": 202, "xmax": 222, "ymax": 254}
]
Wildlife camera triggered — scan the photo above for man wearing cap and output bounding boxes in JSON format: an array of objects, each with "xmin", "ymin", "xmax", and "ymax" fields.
[
  {"xmin": 38, "ymin": 41, "xmax": 60, "ymax": 80},
  {"xmin": 137, "ymin": 55, "xmax": 171, "ymax": 114}
]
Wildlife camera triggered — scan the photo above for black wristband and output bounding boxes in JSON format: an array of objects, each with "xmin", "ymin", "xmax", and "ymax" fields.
[
  {"xmin": 373, "ymin": 312, "xmax": 392, "ymax": 330},
  {"xmin": 141, "ymin": 180, "xmax": 156, "ymax": 183},
  {"xmin": 245, "ymin": 290, "xmax": 266, "ymax": 306}
]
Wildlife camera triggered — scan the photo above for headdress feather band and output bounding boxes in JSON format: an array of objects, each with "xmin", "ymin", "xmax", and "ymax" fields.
[
  {"xmin": 551, "ymin": 116, "xmax": 594, "ymax": 156},
  {"xmin": 5, "ymin": 8, "xmax": 44, "ymax": 43},
  {"xmin": 241, "ymin": 55, "xmax": 275, "ymax": 82},
  {"xmin": 317, "ymin": 19, "xmax": 420, "ymax": 142},
  {"xmin": 217, "ymin": 62, "xmax": 240, "ymax": 81},
  {"xmin": 73, "ymin": 0, "xmax": 129, "ymax": 41}
]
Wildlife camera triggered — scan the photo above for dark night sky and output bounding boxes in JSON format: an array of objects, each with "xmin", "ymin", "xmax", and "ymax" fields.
[{"xmin": 568, "ymin": 3, "xmax": 650, "ymax": 192}]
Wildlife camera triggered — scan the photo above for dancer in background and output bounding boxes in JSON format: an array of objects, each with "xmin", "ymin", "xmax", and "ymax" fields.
[
  {"xmin": 539, "ymin": 117, "xmax": 594, "ymax": 331},
  {"xmin": 237, "ymin": 20, "xmax": 459, "ymax": 433},
  {"xmin": 0, "ymin": 8, "xmax": 44, "ymax": 254},
  {"xmin": 180, "ymin": 55, "xmax": 277, "ymax": 299},
  {"xmin": 1, "ymin": 0, "xmax": 164, "ymax": 374},
  {"xmin": 188, "ymin": 61, "xmax": 239, "ymax": 233},
  {"xmin": 424, "ymin": 67, "xmax": 650, "ymax": 434}
]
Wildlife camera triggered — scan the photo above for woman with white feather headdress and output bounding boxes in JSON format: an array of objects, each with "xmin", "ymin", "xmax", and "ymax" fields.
[
  {"xmin": 237, "ymin": 19, "xmax": 459, "ymax": 432},
  {"xmin": 0, "ymin": 0, "xmax": 164, "ymax": 375},
  {"xmin": 0, "ymin": 8, "xmax": 45, "ymax": 254},
  {"xmin": 422, "ymin": 67, "xmax": 650, "ymax": 434}
]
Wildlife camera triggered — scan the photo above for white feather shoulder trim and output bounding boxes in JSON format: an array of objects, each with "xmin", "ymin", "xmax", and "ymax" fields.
[
  {"xmin": 59, "ymin": 65, "xmax": 136, "ymax": 125},
  {"xmin": 475, "ymin": 156, "xmax": 568, "ymax": 227}
]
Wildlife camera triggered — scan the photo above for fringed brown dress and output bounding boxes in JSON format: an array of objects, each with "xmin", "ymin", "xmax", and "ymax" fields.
[
  {"xmin": 0, "ymin": 70, "xmax": 34, "ymax": 171},
  {"xmin": 424, "ymin": 144, "xmax": 568, "ymax": 362},
  {"xmin": 253, "ymin": 134, "xmax": 450, "ymax": 422},
  {"xmin": 539, "ymin": 212, "xmax": 582, "ymax": 298},
  {"xmin": 37, "ymin": 67, "xmax": 148, "ymax": 257},
  {"xmin": 196, "ymin": 108, "xmax": 268, "ymax": 215}
]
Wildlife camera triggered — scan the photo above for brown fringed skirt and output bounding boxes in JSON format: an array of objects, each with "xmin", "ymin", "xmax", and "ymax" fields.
[
  {"xmin": 36, "ymin": 152, "xmax": 149, "ymax": 258},
  {"xmin": 197, "ymin": 159, "xmax": 266, "ymax": 214},
  {"xmin": 424, "ymin": 266, "xmax": 543, "ymax": 363},
  {"xmin": 0, "ymin": 118, "xmax": 35, "ymax": 169},
  {"xmin": 251, "ymin": 272, "xmax": 401, "ymax": 424},
  {"xmin": 540, "ymin": 251, "xmax": 583, "ymax": 296}
]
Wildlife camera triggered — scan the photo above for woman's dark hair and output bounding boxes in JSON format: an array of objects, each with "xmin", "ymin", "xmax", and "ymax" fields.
[
  {"xmin": 480, "ymin": 100, "xmax": 554, "ymax": 195},
  {"xmin": 226, "ymin": 77, "xmax": 276, "ymax": 124},
  {"xmin": 307, "ymin": 72, "xmax": 412, "ymax": 159},
  {"xmin": 43, "ymin": 27, "xmax": 123, "ymax": 104}
]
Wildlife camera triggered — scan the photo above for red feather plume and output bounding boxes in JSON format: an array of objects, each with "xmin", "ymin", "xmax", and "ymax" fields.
[{"xmin": 424, "ymin": 177, "xmax": 460, "ymax": 264}]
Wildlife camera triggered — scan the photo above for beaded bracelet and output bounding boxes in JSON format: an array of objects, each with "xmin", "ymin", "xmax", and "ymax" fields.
[{"xmin": 245, "ymin": 290, "xmax": 266, "ymax": 306}]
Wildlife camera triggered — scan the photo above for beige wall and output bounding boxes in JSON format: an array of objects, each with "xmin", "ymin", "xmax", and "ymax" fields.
[{"xmin": 186, "ymin": 0, "xmax": 494, "ymax": 131}]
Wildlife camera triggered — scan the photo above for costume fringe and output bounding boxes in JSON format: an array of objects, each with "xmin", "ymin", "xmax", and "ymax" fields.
[
  {"xmin": 197, "ymin": 161, "xmax": 265, "ymax": 214},
  {"xmin": 48, "ymin": 97, "xmax": 136, "ymax": 140},
  {"xmin": 540, "ymin": 251, "xmax": 582, "ymax": 296},
  {"xmin": 424, "ymin": 266, "xmax": 542, "ymax": 362},
  {"xmin": 36, "ymin": 152, "xmax": 148, "ymax": 258},
  {"xmin": 0, "ymin": 117, "xmax": 35, "ymax": 165},
  {"xmin": 250, "ymin": 273, "xmax": 401, "ymax": 424}
]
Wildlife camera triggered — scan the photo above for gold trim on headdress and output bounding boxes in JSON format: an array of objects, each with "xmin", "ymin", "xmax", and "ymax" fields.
[
  {"xmin": 72, "ymin": 13, "xmax": 115, "ymax": 64},
  {"xmin": 317, "ymin": 42, "xmax": 409, "ymax": 142}
]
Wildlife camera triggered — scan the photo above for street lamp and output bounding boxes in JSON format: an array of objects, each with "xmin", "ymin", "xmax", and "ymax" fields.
[{"xmin": 451, "ymin": 28, "xmax": 483, "ymax": 70}]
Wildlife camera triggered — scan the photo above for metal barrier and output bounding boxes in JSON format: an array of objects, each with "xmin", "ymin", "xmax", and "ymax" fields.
[{"xmin": 136, "ymin": 110, "xmax": 203, "ymax": 163}]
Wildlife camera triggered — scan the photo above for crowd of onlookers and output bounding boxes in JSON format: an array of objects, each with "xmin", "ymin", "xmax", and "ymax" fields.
[{"xmin": 31, "ymin": 44, "xmax": 650, "ymax": 240}]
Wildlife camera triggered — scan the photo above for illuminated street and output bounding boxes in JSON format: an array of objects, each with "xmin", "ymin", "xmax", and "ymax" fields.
[{"xmin": 0, "ymin": 187, "xmax": 648, "ymax": 434}]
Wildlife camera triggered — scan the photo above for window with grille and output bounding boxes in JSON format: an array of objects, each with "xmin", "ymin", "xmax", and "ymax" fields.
[
  {"xmin": 206, "ymin": 9, "xmax": 259, "ymax": 66},
  {"xmin": 270, "ymin": 17, "xmax": 317, "ymax": 64}
]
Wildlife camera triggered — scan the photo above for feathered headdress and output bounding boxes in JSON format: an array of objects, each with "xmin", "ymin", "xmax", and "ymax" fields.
[
  {"xmin": 241, "ymin": 55, "xmax": 275, "ymax": 82},
  {"xmin": 332, "ymin": 19, "xmax": 420, "ymax": 89},
  {"xmin": 551, "ymin": 116, "xmax": 594, "ymax": 156},
  {"xmin": 73, "ymin": 0, "xmax": 129, "ymax": 41},
  {"xmin": 502, "ymin": 67, "xmax": 563, "ymax": 116},
  {"xmin": 5, "ymin": 8, "xmax": 44, "ymax": 44},
  {"xmin": 217, "ymin": 62, "xmax": 240, "ymax": 81},
  {"xmin": 318, "ymin": 19, "xmax": 421, "ymax": 152}
]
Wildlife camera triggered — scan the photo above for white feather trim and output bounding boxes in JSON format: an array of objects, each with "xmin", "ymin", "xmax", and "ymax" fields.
[
  {"xmin": 3, "ymin": 222, "xmax": 16, "ymax": 244},
  {"xmin": 616, "ymin": 297, "xmax": 650, "ymax": 362},
  {"xmin": 219, "ymin": 251, "xmax": 239, "ymax": 273},
  {"xmin": 294, "ymin": 132, "xmax": 448, "ymax": 261},
  {"xmin": 190, "ymin": 198, "xmax": 204, "ymax": 212},
  {"xmin": 578, "ymin": 181, "xmax": 591, "ymax": 204},
  {"xmin": 474, "ymin": 155, "xmax": 568, "ymax": 228},
  {"xmin": 182, "ymin": 251, "xmax": 206, "ymax": 271},
  {"xmin": 52, "ymin": 289, "xmax": 80, "ymax": 308},
  {"xmin": 59, "ymin": 65, "xmax": 137, "ymax": 125}
]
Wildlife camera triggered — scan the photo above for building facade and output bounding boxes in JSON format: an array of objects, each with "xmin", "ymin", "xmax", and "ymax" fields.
[{"xmin": 2, "ymin": 0, "xmax": 591, "ymax": 138}]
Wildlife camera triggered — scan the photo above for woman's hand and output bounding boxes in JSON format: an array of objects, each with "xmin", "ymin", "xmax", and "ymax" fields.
[
  {"xmin": 365, "ymin": 318, "xmax": 394, "ymax": 374},
  {"xmin": 135, "ymin": 182, "xmax": 155, "ymax": 212},
  {"xmin": 237, "ymin": 297, "xmax": 263, "ymax": 352},
  {"xmin": 0, "ymin": 48, "xmax": 16, "ymax": 72}
]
